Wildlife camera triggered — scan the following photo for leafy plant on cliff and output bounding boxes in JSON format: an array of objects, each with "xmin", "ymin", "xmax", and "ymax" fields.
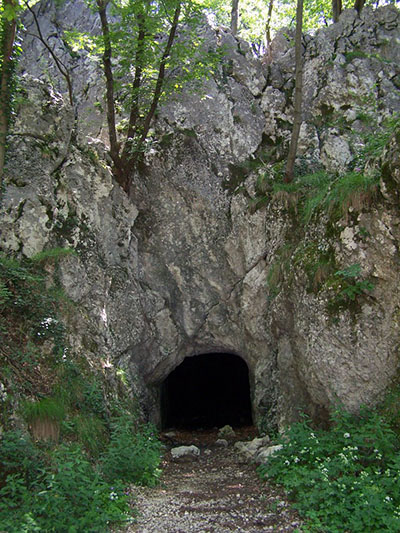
[
  {"xmin": 325, "ymin": 263, "xmax": 374, "ymax": 313},
  {"xmin": 266, "ymin": 243, "xmax": 295, "ymax": 299},
  {"xmin": 268, "ymin": 168, "xmax": 380, "ymax": 224},
  {"xmin": 259, "ymin": 407, "xmax": 400, "ymax": 532},
  {"xmin": 293, "ymin": 240, "xmax": 336, "ymax": 293},
  {"xmin": 255, "ymin": 112, "xmax": 399, "ymax": 222},
  {"xmin": 361, "ymin": 112, "xmax": 400, "ymax": 159}
]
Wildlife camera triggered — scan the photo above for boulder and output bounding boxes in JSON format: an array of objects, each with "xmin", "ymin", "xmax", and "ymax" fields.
[
  {"xmin": 234, "ymin": 436, "xmax": 272, "ymax": 463},
  {"xmin": 218, "ymin": 425, "xmax": 236, "ymax": 439},
  {"xmin": 256, "ymin": 445, "xmax": 284, "ymax": 464},
  {"xmin": 171, "ymin": 445, "xmax": 200, "ymax": 462}
]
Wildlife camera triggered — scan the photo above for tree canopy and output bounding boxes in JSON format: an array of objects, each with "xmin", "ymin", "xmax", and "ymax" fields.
[{"xmin": 1, "ymin": 0, "xmax": 398, "ymax": 195}]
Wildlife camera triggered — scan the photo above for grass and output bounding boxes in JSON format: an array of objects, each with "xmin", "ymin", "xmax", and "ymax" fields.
[
  {"xmin": 68, "ymin": 413, "xmax": 108, "ymax": 457},
  {"xmin": 266, "ymin": 243, "xmax": 294, "ymax": 298},
  {"xmin": 31, "ymin": 247, "xmax": 77, "ymax": 264},
  {"xmin": 22, "ymin": 397, "xmax": 66, "ymax": 423},
  {"xmin": 270, "ymin": 169, "xmax": 380, "ymax": 224}
]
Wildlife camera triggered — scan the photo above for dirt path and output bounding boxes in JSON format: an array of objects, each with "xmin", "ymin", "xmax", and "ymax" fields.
[{"xmin": 120, "ymin": 429, "xmax": 302, "ymax": 533}]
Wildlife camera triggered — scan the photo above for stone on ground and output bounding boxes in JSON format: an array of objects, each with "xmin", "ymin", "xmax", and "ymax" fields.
[{"xmin": 171, "ymin": 445, "xmax": 200, "ymax": 461}]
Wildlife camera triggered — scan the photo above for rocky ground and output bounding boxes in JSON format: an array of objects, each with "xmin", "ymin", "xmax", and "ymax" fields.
[{"xmin": 118, "ymin": 428, "xmax": 302, "ymax": 533}]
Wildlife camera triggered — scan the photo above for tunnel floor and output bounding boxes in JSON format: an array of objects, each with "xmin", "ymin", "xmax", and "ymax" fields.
[{"xmin": 161, "ymin": 353, "xmax": 253, "ymax": 430}]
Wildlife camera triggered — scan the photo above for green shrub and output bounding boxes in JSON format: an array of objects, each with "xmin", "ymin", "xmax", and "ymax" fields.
[
  {"xmin": 0, "ymin": 443, "xmax": 131, "ymax": 532},
  {"xmin": 259, "ymin": 408, "xmax": 400, "ymax": 532},
  {"xmin": 101, "ymin": 415, "xmax": 161, "ymax": 486},
  {"xmin": 67, "ymin": 413, "xmax": 108, "ymax": 458},
  {"xmin": 36, "ymin": 444, "xmax": 130, "ymax": 532},
  {"xmin": 0, "ymin": 250, "xmax": 151, "ymax": 530},
  {"xmin": 80, "ymin": 380, "xmax": 107, "ymax": 417},
  {"xmin": 0, "ymin": 430, "xmax": 44, "ymax": 486},
  {"xmin": 0, "ymin": 474, "xmax": 40, "ymax": 532},
  {"xmin": 54, "ymin": 364, "xmax": 108, "ymax": 419}
]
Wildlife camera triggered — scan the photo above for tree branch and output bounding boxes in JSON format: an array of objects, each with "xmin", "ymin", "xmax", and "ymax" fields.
[
  {"xmin": 24, "ymin": 1, "xmax": 74, "ymax": 106},
  {"xmin": 97, "ymin": 0, "xmax": 122, "ymax": 176},
  {"xmin": 135, "ymin": 3, "xmax": 181, "ymax": 158},
  {"xmin": 122, "ymin": 13, "xmax": 146, "ymax": 159}
]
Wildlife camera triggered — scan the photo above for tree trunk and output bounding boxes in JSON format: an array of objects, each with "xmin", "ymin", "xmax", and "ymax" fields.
[
  {"xmin": 0, "ymin": 0, "xmax": 17, "ymax": 202},
  {"xmin": 97, "ymin": 1, "xmax": 182, "ymax": 195},
  {"xmin": 124, "ymin": 2, "xmax": 182, "ymax": 191},
  {"xmin": 284, "ymin": 0, "xmax": 304, "ymax": 183},
  {"xmin": 265, "ymin": 0, "xmax": 274, "ymax": 51},
  {"xmin": 96, "ymin": 0, "xmax": 125, "ymax": 188},
  {"xmin": 354, "ymin": 0, "xmax": 365, "ymax": 15},
  {"xmin": 231, "ymin": 0, "xmax": 239, "ymax": 36},
  {"xmin": 332, "ymin": 0, "xmax": 342, "ymax": 22},
  {"xmin": 124, "ymin": 14, "xmax": 146, "ymax": 146}
]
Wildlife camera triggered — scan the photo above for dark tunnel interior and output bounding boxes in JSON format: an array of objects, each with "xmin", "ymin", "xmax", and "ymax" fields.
[{"xmin": 161, "ymin": 353, "xmax": 253, "ymax": 430}]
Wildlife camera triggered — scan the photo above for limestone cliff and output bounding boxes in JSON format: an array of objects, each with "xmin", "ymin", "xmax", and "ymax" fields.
[{"xmin": 1, "ymin": 1, "xmax": 400, "ymax": 429}]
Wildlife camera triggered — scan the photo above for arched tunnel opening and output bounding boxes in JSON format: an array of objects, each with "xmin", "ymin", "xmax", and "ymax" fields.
[{"xmin": 161, "ymin": 353, "xmax": 253, "ymax": 430}]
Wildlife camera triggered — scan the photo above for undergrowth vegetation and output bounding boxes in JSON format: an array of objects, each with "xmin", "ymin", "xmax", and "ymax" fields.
[
  {"xmin": 259, "ymin": 401, "xmax": 400, "ymax": 532},
  {"xmin": 0, "ymin": 250, "xmax": 162, "ymax": 531}
]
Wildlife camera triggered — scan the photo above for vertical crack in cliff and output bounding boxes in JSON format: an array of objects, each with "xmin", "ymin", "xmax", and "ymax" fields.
[{"xmin": 190, "ymin": 246, "xmax": 270, "ymax": 341}]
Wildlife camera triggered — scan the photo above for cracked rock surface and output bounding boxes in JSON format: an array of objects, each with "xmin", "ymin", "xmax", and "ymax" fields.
[{"xmin": 2, "ymin": 2, "xmax": 400, "ymax": 429}]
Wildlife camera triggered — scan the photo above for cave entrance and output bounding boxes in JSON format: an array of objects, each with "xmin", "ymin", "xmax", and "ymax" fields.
[{"xmin": 161, "ymin": 353, "xmax": 253, "ymax": 430}]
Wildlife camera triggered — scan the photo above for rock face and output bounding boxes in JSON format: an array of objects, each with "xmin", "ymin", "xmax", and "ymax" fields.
[{"xmin": 1, "ymin": 2, "xmax": 400, "ymax": 430}]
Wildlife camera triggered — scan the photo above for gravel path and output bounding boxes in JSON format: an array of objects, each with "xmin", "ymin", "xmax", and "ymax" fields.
[{"xmin": 119, "ymin": 429, "xmax": 302, "ymax": 533}]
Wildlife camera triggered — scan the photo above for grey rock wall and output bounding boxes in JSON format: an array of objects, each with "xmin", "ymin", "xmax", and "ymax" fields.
[{"xmin": 1, "ymin": 1, "xmax": 400, "ymax": 429}]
